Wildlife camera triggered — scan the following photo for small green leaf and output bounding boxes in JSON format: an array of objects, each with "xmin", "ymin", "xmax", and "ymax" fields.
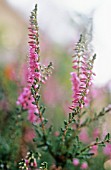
[
  {"xmin": 96, "ymin": 137, "xmax": 99, "ymax": 142},
  {"xmin": 64, "ymin": 120, "xmax": 68, "ymax": 126}
]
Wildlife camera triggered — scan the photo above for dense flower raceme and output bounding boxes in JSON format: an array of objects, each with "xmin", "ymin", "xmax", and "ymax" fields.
[
  {"xmin": 17, "ymin": 5, "xmax": 53, "ymax": 122},
  {"xmin": 16, "ymin": 5, "xmax": 40, "ymax": 123},
  {"xmin": 70, "ymin": 35, "xmax": 96, "ymax": 110}
]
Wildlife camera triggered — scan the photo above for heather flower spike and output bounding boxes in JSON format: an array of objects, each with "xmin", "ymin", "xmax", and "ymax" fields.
[
  {"xmin": 28, "ymin": 4, "xmax": 41, "ymax": 84},
  {"xmin": 70, "ymin": 35, "xmax": 96, "ymax": 111},
  {"xmin": 17, "ymin": 4, "xmax": 53, "ymax": 122}
]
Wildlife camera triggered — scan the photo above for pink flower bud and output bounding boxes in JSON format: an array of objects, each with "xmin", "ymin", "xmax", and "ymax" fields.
[
  {"xmin": 54, "ymin": 131, "xmax": 60, "ymax": 137},
  {"xmin": 81, "ymin": 162, "xmax": 88, "ymax": 169},
  {"xmin": 33, "ymin": 159, "xmax": 37, "ymax": 167},
  {"xmin": 25, "ymin": 159, "xmax": 29, "ymax": 166},
  {"xmin": 73, "ymin": 158, "xmax": 79, "ymax": 166}
]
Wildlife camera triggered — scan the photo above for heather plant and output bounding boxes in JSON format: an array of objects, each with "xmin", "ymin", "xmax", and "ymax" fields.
[
  {"xmin": 1, "ymin": 4, "xmax": 111, "ymax": 170},
  {"xmin": 16, "ymin": 4, "xmax": 111, "ymax": 170}
]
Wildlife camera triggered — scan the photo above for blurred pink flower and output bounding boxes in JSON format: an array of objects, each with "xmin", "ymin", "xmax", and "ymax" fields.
[
  {"xmin": 103, "ymin": 143, "xmax": 111, "ymax": 157},
  {"xmin": 92, "ymin": 128, "xmax": 100, "ymax": 139},
  {"xmin": 73, "ymin": 158, "xmax": 79, "ymax": 166},
  {"xmin": 24, "ymin": 128, "xmax": 35, "ymax": 142},
  {"xmin": 80, "ymin": 162, "xmax": 88, "ymax": 169},
  {"xmin": 79, "ymin": 128, "xmax": 89, "ymax": 143},
  {"xmin": 43, "ymin": 78, "xmax": 63, "ymax": 107},
  {"xmin": 90, "ymin": 145, "xmax": 98, "ymax": 156},
  {"xmin": 54, "ymin": 131, "xmax": 60, "ymax": 137}
]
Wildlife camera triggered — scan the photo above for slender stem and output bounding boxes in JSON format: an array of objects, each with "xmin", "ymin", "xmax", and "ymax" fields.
[
  {"xmin": 78, "ymin": 139, "xmax": 110, "ymax": 155},
  {"xmin": 33, "ymin": 89, "xmax": 56, "ymax": 159},
  {"xmin": 33, "ymin": 90, "xmax": 46, "ymax": 137},
  {"xmin": 62, "ymin": 120, "xmax": 72, "ymax": 141},
  {"xmin": 79, "ymin": 106, "xmax": 111, "ymax": 128}
]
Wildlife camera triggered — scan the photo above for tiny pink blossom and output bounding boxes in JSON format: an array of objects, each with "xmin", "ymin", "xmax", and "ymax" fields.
[
  {"xmin": 90, "ymin": 145, "xmax": 98, "ymax": 155},
  {"xmin": 54, "ymin": 131, "xmax": 60, "ymax": 137},
  {"xmin": 25, "ymin": 159, "xmax": 29, "ymax": 166},
  {"xmin": 73, "ymin": 158, "xmax": 79, "ymax": 166},
  {"xmin": 33, "ymin": 159, "xmax": 37, "ymax": 167},
  {"xmin": 103, "ymin": 143, "xmax": 111, "ymax": 157},
  {"xmin": 81, "ymin": 162, "xmax": 88, "ymax": 169},
  {"xmin": 79, "ymin": 128, "xmax": 89, "ymax": 143}
]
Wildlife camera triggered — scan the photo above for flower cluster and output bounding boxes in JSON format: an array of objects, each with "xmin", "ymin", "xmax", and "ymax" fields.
[
  {"xmin": 70, "ymin": 35, "xmax": 96, "ymax": 110},
  {"xmin": 16, "ymin": 5, "xmax": 53, "ymax": 122},
  {"xmin": 19, "ymin": 152, "xmax": 37, "ymax": 170},
  {"xmin": 73, "ymin": 158, "xmax": 88, "ymax": 169}
]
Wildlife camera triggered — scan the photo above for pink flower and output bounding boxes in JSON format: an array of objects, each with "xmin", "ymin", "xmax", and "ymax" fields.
[
  {"xmin": 103, "ymin": 143, "xmax": 111, "ymax": 157},
  {"xmin": 79, "ymin": 128, "xmax": 89, "ymax": 143},
  {"xmin": 25, "ymin": 159, "xmax": 29, "ymax": 166},
  {"xmin": 54, "ymin": 131, "xmax": 60, "ymax": 137},
  {"xmin": 43, "ymin": 78, "xmax": 63, "ymax": 107},
  {"xmin": 69, "ymin": 35, "xmax": 96, "ymax": 110},
  {"xmin": 92, "ymin": 128, "xmax": 100, "ymax": 139},
  {"xmin": 33, "ymin": 158, "xmax": 37, "ymax": 167},
  {"xmin": 73, "ymin": 158, "xmax": 79, "ymax": 166},
  {"xmin": 16, "ymin": 6, "xmax": 41, "ymax": 123},
  {"xmin": 90, "ymin": 145, "xmax": 98, "ymax": 156},
  {"xmin": 69, "ymin": 72, "xmax": 81, "ymax": 109},
  {"xmin": 16, "ymin": 87, "xmax": 39, "ymax": 122},
  {"xmin": 80, "ymin": 162, "xmax": 88, "ymax": 169},
  {"xmin": 17, "ymin": 6, "xmax": 53, "ymax": 123},
  {"xmin": 25, "ymin": 158, "xmax": 37, "ymax": 168}
]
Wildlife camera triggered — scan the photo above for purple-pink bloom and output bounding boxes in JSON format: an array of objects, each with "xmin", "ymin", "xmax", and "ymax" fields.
[
  {"xmin": 69, "ymin": 35, "xmax": 96, "ymax": 110},
  {"xmin": 79, "ymin": 128, "xmax": 89, "ymax": 143},
  {"xmin": 16, "ymin": 87, "xmax": 39, "ymax": 122},
  {"xmin": 103, "ymin": 143, "xmax": 111, "ymax": 157},
  {"xmin": 69, "ymin": 72, "xmax": 81, "ymax": 109},
  {"xmin": 80, "ymin": 162, "xmax": 88, "ymax": 169},
  {"xmin": 73, "ymin": 158, "xmax": 80, "ymax": 166},
  {"xmin": 17, "ymin": 6, "xmax": 53, "ymax": 123},
  {"xmin": 16, "ymin": 7, "xmax": 41, "ymax": 123},
  {"xmin": 90, "ymin": 145, "xmax": 98, "ymax": 156}
]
